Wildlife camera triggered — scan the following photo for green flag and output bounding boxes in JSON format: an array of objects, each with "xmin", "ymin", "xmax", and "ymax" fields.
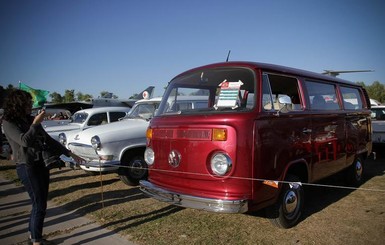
[{"xmin": 19, "ymin": 82, "xmax": 49, "ymax": 108}]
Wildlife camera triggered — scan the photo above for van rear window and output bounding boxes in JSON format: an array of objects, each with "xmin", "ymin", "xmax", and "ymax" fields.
[{"xmin": 340, "ymin": 86, "xmax": 364, "ymax": 110}]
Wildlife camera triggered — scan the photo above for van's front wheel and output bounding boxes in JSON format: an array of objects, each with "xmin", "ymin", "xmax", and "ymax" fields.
[{"xmin": 266, "ymin": 174, "xmax": 304, "ymax": 229}]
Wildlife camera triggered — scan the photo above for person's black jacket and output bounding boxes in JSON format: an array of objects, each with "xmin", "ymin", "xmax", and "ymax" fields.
[{"xmin": 3, "ymin": 116, "xmax": 70, "ymax": 165}]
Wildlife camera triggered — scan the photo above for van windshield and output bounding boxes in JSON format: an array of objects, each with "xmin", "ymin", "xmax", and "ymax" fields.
[{"xmin": 156, "ymin": 67, "xmax": 256, "ymax": 116}]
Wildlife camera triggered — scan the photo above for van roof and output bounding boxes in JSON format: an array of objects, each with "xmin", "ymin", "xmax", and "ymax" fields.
[{"xmin": 172, "ymin": 61, "xmax": 357, "ymax": 86}]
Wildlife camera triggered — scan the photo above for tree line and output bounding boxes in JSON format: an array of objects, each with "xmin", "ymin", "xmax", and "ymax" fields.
[
  {"xmin": 356, "ymin": 81, "xmax": 385, "ymax": 104},
  {"xmin": 0, "ymin": 84, "xmax": 118, "ymax": 105},
  {"xmin": 1, "ymin": 81, "xmax": 385, "ymax": 107}
]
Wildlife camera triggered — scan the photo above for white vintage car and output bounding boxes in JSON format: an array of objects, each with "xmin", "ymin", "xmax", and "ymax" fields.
[
  {"xmin": 45, "ymin": 106, "xmax": 131, "ymax": 141},
  {"xmin": 61, "ymin": 96, "xmax": 209, "ymax": 186},
  {"xmin": 371, "ymin": 105, "xmax": 385, "ymax": 144}
]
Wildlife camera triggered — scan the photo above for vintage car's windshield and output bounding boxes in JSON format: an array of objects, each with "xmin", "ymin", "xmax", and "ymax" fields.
[
  {"xmin": 156, "ymin": 67, "xmax": 256, "ymax": 116},
  {"xmin": 70, "ymin": 112, "xmax": 88, "ymax": 124},
  {"xmin": 123, "ymin": 102, "xmax": 160, "ymax": 120}
]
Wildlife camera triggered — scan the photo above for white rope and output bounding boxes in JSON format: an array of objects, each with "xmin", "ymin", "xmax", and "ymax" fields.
[{"xmin": 77, "ymin": 162, "xmax": 385, "ymax": 193}]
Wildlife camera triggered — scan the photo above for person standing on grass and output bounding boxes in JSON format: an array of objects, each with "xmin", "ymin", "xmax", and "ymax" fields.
[{"xmin": 2, "ymin": 89, "xmax": 86, "ymax": 245}]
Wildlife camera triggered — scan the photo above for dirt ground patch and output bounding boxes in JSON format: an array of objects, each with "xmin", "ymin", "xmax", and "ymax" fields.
[{"xmin": 1, "ymin": 149, "xmax": 384, "ymax": 245}]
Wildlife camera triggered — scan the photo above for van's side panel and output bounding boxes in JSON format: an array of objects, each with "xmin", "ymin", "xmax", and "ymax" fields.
[
  {"xmin": 310, "ymin": 112, "xmax": 347, "ymax": 181},
  {"xmin": 345, "ymin": 112, "xmax": 371, "ymax": 164},
  {"xmin": 252, "ymin": 112, "xmax": 312, "ymax": 208}
]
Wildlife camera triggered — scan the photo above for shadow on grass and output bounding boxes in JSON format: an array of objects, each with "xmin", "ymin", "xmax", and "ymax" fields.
[
  {"xmin": 0, "ymin": 164, "xmax": 16, "ymax": 171},
  {"xmin": 250, "ymin": 151, "xmax": 385, "ymax": 225},
  {"xmin": 55, "ymin": 186, "xmax": 148, "ymax": 217},
  {"xmin": 103, "ymin": 204, "xmax": 183, "ymax": 232},
  {"xmin": 49, "ymin": 204, "xmax": 183, "ymax": 245},
  {"xmin": 49, "ymin": 178, "xmax": 120, "ymax": 200},
  {"xmin": 49, "ymin": 171, "xmax": 93, "ymax": 183}
]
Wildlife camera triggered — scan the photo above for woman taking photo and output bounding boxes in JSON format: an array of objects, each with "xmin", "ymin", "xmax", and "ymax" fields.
[{"xmin": 2, "ymin": 89, "xmax": 85, "ymax": 245}]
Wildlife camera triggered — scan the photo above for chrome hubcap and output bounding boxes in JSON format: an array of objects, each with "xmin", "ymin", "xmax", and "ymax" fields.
[
  {"xmin": 355, "ymin": 161, "xmax": 362, "ymax": 179},
  {"xmin": 284, "ymin": 190, "xmax": 298, "ymax": 214}
]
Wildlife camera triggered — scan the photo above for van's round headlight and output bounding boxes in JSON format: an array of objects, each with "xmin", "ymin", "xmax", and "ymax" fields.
[
  {"xmin": 210, "ymin": 153, "xmax": 232, "ymax": 176},
  {"xmin": 91, "ymin": 136, "xmax": 101, "ymax": 150},
  {"xmin": 144, "ymin": 147, "xmax": 155, "ymax": 165},
  {"xmin": 58, "ymin": 133, "xmax": 67, "ymax": 146}
]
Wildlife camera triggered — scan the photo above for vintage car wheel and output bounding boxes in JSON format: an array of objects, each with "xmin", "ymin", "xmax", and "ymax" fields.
[
  {"xmin": 266, "ymin": 174, "xmax": 304, "ymax": 229},
  {"xmin": 345, "ymin": 156, "xmax": 364, "ymax": 187},
  {"xmin": 119, "ymin": 154, "xmax": 148, "ymax": 186}
]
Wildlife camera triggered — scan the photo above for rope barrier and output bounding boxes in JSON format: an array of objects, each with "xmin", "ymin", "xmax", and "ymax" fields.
[
  {"xmin": 98, "ymin": 158, "xmax": 105, "ymax": 210},
  {"xmin": 75, "ymin": 161, "xmax": 385, "ymax": 193}
]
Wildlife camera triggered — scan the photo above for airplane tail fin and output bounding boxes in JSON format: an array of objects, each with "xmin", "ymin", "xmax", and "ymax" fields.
[{"xmin": 133, "ymin": 86, "xmax": 155, "ymax": 100}]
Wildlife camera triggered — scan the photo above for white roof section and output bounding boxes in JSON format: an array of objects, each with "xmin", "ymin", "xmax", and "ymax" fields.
[{"xmin": 73, "ymin": 106, "xmax": 131, "ymax": 114}]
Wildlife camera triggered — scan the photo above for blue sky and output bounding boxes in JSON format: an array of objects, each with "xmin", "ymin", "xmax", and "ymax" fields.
[{"xmin": 1, "ymin": 0, "xmax": 384, "ymax": 99}]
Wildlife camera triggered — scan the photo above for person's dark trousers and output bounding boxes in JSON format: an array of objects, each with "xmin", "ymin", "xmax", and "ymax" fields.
[{"xmin": 16, "ymin": 163, "xmax": 50, "ymax": 243}]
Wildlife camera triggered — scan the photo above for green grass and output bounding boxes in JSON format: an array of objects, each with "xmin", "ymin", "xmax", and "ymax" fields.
[{"xmin": 1, "ymin": 158, "xmax": 385, "ymax": 245}]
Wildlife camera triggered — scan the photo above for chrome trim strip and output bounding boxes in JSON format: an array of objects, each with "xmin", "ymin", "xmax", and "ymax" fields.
[{"xmin": 139, "ymin": 180, "xmax": 248, "ymax": 213}]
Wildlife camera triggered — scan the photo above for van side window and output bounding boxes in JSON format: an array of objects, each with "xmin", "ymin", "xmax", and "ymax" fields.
[
  {"xmin": 262, "ymin": 73, "xmax": 302, "ymax": 111},
  {"xmin": 340, "ymin": 86, "xmax": 363, "ymax": 110},
  {"xmin": 305, "ymin": 81, "xmax": 340, "ymax": 110}
]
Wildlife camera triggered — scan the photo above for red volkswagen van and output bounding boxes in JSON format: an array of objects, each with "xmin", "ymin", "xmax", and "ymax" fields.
[{"xmin": 140, "ymin": 61, "xmax": 372, "ymax": 228}]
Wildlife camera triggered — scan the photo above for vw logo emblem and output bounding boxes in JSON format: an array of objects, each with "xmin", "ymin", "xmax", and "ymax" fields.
[{"xmin": 168, "ymin": 150, "xmax": 181, "ymax": 167}]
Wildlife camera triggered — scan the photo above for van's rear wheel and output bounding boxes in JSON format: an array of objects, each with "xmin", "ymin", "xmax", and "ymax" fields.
[
  {"xmin": 345, "ymin": 156, "xmax": 364, "ymax": 187},
  {"xmin": 266, "ymin": 174, "xmax": 304, "ymax": 229},
  {"xmin": 119, "ymin": 155, "xmax": 148, "ymax": 186}
]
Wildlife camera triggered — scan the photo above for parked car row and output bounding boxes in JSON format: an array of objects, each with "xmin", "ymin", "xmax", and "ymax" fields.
[
  {"xmin": 55, "ymin": 96, "xmax": 209, "ymax": 186},
  {"xmin": 62, "ymin": 97, "xmax": 162, "ymax": 185},
  {"xmin": 45, "ymin": 106, "xmax": 132, "ymax": 141},
  {"xmin": 370, "ymin": 105, "xmax": 385, "ymax": 144}
]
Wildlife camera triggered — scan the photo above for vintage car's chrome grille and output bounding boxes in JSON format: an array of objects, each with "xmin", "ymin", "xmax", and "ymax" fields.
[{"xmin": 68, "ymin": 143, "xmax": 98, "ymax": 159}]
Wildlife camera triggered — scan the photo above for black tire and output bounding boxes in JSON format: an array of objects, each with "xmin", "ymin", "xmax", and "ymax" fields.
[
  {"xmin": 118, "ymin": 154, "xmax": 148, "ymax": 186},
  {"xmin": 266, "ymin": 174, "xmax": 304, "ymax": 229},
  {"xmin": 345, "ymin": 156, "xmax": 364, "ymax": 187}
]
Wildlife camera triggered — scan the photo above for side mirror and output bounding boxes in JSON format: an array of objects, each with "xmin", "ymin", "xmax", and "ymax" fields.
[
  {"xmin": 278, "ymin": 95, "xmax": 292, "ymax": 105},
  {"xmin": 274, "ymin": 95, "xmax": 293, "ymax": 116}
]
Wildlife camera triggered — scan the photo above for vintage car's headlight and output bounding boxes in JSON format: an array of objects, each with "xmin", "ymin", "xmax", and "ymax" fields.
[
  {"xmin": 144, "ymin": 147, "xmax": 155, "ymax": 165},
  {"xmin": 91, "ymin": 136, "xmax": 101, "ymax": 150},
  {"xmin": 58, "ymin": 133, "xmax": 67, "ymax": 146},
  {"xmin": 210, "ymin": 153, "xmax": 232, "ymax": 176}
]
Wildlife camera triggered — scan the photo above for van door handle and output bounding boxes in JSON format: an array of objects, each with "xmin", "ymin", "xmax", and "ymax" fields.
[{"xmin": 302, "ymin": 128, "xmax": 312, "ymax": 134}]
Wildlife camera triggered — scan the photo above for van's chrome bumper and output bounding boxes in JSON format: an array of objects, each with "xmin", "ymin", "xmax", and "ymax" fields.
[{"xmin": 139, "ymin": 180, "xmax": 248, "ymax": 213}]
